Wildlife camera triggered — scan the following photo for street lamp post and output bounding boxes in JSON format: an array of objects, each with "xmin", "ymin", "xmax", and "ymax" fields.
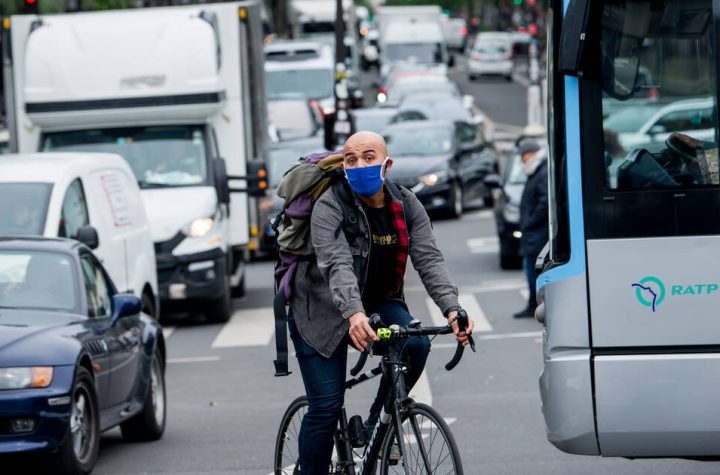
[{"xmin": 332, "ymin": 0, "xmax": 351, "ymax": 147}]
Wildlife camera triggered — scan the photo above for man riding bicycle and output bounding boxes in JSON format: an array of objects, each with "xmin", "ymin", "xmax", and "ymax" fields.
[{"xmin": 288, "ymin": 131, "xmax": 475, "ymax": 474}]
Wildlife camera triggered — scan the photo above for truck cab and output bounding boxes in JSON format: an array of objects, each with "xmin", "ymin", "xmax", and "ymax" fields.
[{"xmin": 3, "ymin": 2, "xmax": 269, "ymax": 322}]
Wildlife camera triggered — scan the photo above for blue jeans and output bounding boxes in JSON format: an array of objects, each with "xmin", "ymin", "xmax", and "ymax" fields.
[
  {"xmin": 288, "ymin": 300, "xmax": 430, "ymax": 474},
  {"xmin": 523, "ymin": 255, "xmax": 537, "ymax": 308}
]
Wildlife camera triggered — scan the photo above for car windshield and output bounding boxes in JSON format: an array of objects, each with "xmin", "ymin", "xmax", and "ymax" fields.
[
  {"xmin": 352, "ymin": 112, "xmax": 394, "ymax": 133},
  {"xmin": 0, "ymin": 250, "xmax": 77, "ymax": 312},
  {"xmin": 604, "ymin": 106, "xmax": 659, "ymax": 133},
  {"xmin": 386, "ymin": 43, "xmax": 443, "ymax": 63},
  {"xmin": 269, "ymin": 148, "xmax": 303, "ymax": 187},
  {"xmin": 42, "ymin": 126, "xmax": 208, "ymax": 189},
  {"xmin": 0, "ymin": 183, "xmax": 52, "ymax": 236},
  {"xmin": 266, "ymin": 69, "xmax": 334, "ymax": 100},
  {"xmin": 384, "ymin": 128, "xmax": 453, "ymax": 156}
]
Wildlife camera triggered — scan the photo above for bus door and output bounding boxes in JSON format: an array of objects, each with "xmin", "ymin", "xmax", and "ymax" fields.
[{"xmin": 582, "ymin": 0, "xmax": 720, "ymax": 457}]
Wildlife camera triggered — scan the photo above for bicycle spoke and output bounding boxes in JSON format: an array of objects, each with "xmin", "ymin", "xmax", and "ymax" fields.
[{"xmin": 409, "ymin": 416, "xmax": 433, "ymax": 473}]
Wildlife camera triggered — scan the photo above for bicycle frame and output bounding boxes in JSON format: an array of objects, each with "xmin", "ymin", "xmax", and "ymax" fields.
[{"xmin": 334, "ymin": 340, "xmax": 413, "ymax": 475}]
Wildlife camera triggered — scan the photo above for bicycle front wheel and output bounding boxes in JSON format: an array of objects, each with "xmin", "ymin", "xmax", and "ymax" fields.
[
  {"xmin": 274, "ymin": 396, "xmax": 307, "ymax": 475},
  {"xmin": 380, "ymin": 402, "xmax": 463, "ymax": 475}
]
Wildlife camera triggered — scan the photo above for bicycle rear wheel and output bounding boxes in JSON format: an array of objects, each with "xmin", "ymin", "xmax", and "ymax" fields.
[
  {"xmin": 273, "ymin": 395, "xmax": 346, "ymax": 474},
  {"xmin": 274, "ymin": 396, "xmax": 307, "ymax": 475},
  {"xmin": 380, "ymin": 402, "xmax": 463, "ymax": 474}
]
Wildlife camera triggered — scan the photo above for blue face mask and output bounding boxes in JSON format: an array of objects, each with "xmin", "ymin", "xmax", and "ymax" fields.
[{"xmin": 344, "ymin": 158, "xmax": 389, "ymax": 197}]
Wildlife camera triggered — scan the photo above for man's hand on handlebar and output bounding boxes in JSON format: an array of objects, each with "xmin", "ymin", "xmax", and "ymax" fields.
[
  {"xmin": 447, "ymin": 309, "xmax": 475, "ymax": 346},
  {"xmin": 348, "ymin": 312, "xmax": 379, "ymax": 351}
]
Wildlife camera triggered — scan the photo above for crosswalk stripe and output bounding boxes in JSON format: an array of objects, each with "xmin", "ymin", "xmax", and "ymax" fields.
[
  {"xmin": 460, "ymin": 209, "xmax": 493, "ymax": 221},
  {"xmin": 211, "ymin": 307, "xmax": 274, "ymax": 348},
  {"xmin": 425, "ymin": 294, "xmax": 493, "ymax": 332},
  {"xmin": 519, "ymin": 289, "xmax": 529, "ymax": 301},
  {"xmin": 409, "ymin": 370, "xmax": 432, "ymax": 406},
  {"xmin": 466, "ymin": 237, "xmax": 499, "ymax": 254}
]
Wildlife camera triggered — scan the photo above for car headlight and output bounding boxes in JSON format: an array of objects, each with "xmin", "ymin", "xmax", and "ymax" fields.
[
  {"xmin": 502, "ymin": 203, "xmax": 521, "ymax": 223},
  {"xmin": 184, "ymin": 218, "xmax": 215, "ymax": 238},
  {"xmin": 419, "ymin": 170, "xmax": 449, "ymax": 187},
  {"xmin": 0, "ymin": 367, "xmax": 53, "ymax": 390}
]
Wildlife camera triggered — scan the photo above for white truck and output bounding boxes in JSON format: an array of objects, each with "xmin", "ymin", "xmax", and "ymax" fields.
[
  {"xmin": 2, "ymin": 1, "xmax": 269, "ymax": 323},
  {"xmin": 376, "ymin": 6, "xmax": 450, "ymax": 77}
]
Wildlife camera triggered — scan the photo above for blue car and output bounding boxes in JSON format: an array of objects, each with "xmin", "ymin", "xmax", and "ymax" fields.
[{"xmin": 0, "ymin": 237, "xmax": 166, "ymax": 475}]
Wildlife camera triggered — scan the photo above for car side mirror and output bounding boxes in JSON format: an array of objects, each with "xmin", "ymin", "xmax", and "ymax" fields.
[
  {"xmin": 76, "ymin": 226, "xmax": 99, "ymax": 250},
  {"xmin": 484, "ymin": 174, "xmax": 502, "ymax": 189},
  {"xmin": 110, "ymin": 293, "xmax": 141, "ymax": 326},
  {"xmin": 214, "ymin": 158, "xmax": 231, "ymax": 205}
]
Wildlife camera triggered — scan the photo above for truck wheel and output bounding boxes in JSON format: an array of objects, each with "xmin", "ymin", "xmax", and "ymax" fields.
[
  {"xmin": 141, "ymin": 291, "xmax": 157, "ymax": 320},
  {"xmin": 207, "ymin": 276, "xmax": 231, "ymax": 323},
  {"xmin": 231, "ymin": 272, "xmax": 246, "ymax": 298}
]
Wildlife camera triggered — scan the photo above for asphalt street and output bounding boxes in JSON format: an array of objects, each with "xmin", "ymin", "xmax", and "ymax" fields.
[
  {"xmin": 93, "ymin": 207, "xmax": 720, "ymax": 474},
  {"xmin": 88, "ymin": 58, "xmax": 720, "ymax": 474}
]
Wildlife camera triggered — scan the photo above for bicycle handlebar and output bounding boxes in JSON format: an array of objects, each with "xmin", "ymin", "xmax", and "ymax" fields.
[{"xmin": 349, "ymin": 310, "xmax": 476, "ymax": 376}]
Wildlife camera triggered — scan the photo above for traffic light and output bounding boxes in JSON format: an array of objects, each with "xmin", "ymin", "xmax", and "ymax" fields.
[{"xmin": 21, "ymin": 0, "xmax": 39, "ymax": 14}]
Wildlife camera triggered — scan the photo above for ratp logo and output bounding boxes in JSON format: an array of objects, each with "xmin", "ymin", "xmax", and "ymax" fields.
[{"xmin": 631, "ymin": 276, "xmax": 666, "ymax": 312}]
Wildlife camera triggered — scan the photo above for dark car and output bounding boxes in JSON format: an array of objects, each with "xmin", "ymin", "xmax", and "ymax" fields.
[
  {"xmin": 484, "ymin": 151, "xmax": 526, "ymax": 269},
  {"xmin": 260, "ymin": 135, "xmax": 326, "ymax": 255},
  {"xmin": 0, "ymin": 238, "xmax": 166, "ymax": 474},
  {"xmin": 383, "ymin": 120, "xmax": 498, "ymax": 218}
]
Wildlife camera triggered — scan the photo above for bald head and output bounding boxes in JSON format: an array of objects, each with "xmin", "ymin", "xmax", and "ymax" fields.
[{"xmin": 342, "ymin": 131, "xmax": 389, "ymax": 169}]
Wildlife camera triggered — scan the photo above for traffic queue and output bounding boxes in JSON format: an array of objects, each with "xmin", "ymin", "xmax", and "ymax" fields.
[{"xmin": 0, "ymin": 1, "xmax": 533, "ymax": 473}]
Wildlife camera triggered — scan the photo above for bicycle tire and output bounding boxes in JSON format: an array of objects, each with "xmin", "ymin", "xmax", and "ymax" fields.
[
  {"xmin": 274, "ymin": 396, "xmax": 308, "ymax": 475},
  {"xmin": 273, "ymin": 395, "xmax": 346, "ymax": 474},
  {"xmin": 379, "ymin": 402, "xmax": 464, "ymax": 475}
]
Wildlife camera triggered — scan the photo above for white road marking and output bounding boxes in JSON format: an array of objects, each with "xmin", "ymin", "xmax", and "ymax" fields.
[
  {"xmin": 466, "ymin": 237, "xmax": 500, "ymax": 254},
  {"xmin": 409, "ymin": 370, "xmax": 432, "ymax": 406},
  {"xmin": 167, "ymin": 356, "xmax": 221, "ymax": 364},
  {"xmin": 519, "ymin": 289, "xmax": 529, "ymax": 301},
  {"xmin": 162, "ymin": 326, "xmax": 175, "ymax": 339},
  {"xmin": 460, "ymin": 209, "xmax": 493, "ymax": 221},
  {"xmin": 211, "ymin": 307, "xmax": 274, "ymax": 348},
  {"xmin": 406, "ymin": 279, "xmax": 525, "ymax": 294},
  {"xmin": 425, "ymin": 294, "xmax": 492, "ymax": 332}
]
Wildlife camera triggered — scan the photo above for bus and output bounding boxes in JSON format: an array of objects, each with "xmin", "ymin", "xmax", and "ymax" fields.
[{"xmin": 538, "ymin": 0, "xmax": 720, "ymax": 459}]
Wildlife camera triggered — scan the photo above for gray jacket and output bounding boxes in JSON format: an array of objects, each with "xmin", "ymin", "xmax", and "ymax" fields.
[{"xmin": 290, "ymin": 181, "xmax": 459, "ymax": 357}]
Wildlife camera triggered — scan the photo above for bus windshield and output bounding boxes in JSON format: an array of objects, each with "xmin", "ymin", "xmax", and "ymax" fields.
[
  {"xmin": 42, "ymin": 126, "xmax": 209, "ymax": 189},
  {"xmin": 600, "ymin": 0, "xmax": 720, "ymax": 190}
]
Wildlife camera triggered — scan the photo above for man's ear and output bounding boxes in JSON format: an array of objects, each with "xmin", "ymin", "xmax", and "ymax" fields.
[{"xmin": 384, "ymin": 157, "xmax": 393, "ymax": 174}]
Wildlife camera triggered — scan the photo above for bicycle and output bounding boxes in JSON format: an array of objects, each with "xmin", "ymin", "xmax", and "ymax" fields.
[{"xmin": 274, "ymin": 310, "xmax": 475, "ymax": 474}]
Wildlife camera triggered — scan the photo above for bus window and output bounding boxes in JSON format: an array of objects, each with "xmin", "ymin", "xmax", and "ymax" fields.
[{"xmin": 600, "ymin": 1, "xmax": 719, "ymax": 190}]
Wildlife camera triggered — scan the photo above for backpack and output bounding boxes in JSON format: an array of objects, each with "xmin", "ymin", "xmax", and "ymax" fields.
[{"xmin": 271, "ymin": 150, "xmax": 412, "ymax": 376}]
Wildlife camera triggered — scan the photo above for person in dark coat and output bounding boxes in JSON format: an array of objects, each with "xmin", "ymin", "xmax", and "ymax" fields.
[{"xmin": 513, "ymin": 139, "xmax": 548, "ymax": 318}]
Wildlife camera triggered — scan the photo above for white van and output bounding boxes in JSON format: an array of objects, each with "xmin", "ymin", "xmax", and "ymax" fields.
[
  {"xmin": 265, "ymin": 41, "xmax": 336, "ymax": 116},
  {"xmin": 0, "ymin": 153, "xmax": 159, "ymax": 318}
]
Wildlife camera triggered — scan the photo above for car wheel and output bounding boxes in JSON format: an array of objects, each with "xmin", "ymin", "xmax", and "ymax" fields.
[
  {"xmin": 207, "ymin": 276, "xmax": 231, "ymax": 323},
  {"xmin": 48, "ymin": 366, "xmax": 100, "ymax": 475},
  {"xmin": 483, "ymin": 195, "xmax": 494, "ymax": 208},
  {"xmin": 446, "ymin": 182, "xmax": 463, "ymax": 219},
  {"xmin": 120, "ymin": 348, "xmax": 166, "ymax": 442}
]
